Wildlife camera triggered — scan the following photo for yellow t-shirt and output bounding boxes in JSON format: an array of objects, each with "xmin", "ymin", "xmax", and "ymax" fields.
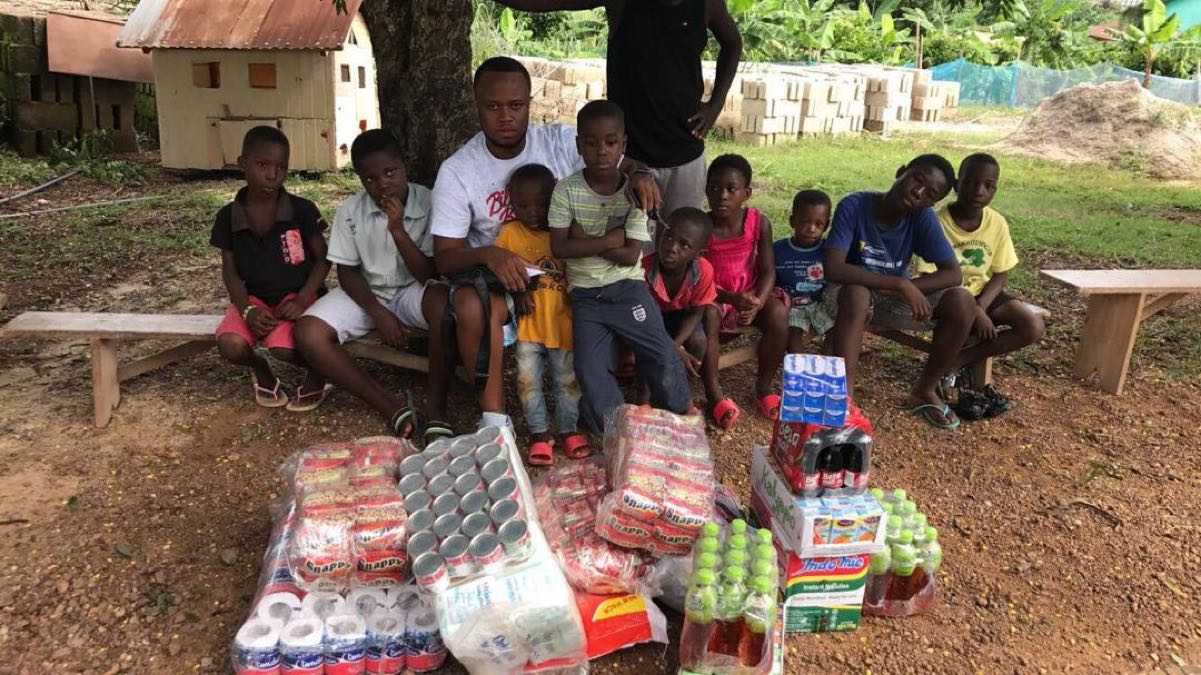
[
  {"xmin": 916, "ymin": 205, "xmax": 1019, "ymax": 296},
  {"xmin": 495, "ymin": 220, "xmax": 573, "ymax": 350}
]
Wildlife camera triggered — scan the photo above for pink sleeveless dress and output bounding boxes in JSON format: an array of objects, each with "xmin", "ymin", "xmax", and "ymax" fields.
[{"xmin": 704, "ymin": 207, "xmax": 777, "ymax": 331}]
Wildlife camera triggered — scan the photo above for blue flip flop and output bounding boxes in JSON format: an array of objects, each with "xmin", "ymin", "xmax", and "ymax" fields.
[{"xmin": 909, "ymin": 403, "xmax": 961, "ymax": 430}]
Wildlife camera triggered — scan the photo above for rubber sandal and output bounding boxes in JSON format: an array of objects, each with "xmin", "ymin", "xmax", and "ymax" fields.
[
  {"xmin": 908, "ymin": 403, "xmax": 961, "ymax": 430},
  {"xmin": 422, "ymin": 420, "xmax": 455, "ymax": 447},
  {"xmin": 711, "ymin": 398, "xmax": 741, "ymax": 430},
  {"xmin": 756, "ymin": 394, "xmax": 781, "ymax": 420},
  {"xmin": 286, "ymin": 382, "xmax": 333, "ymax": 412},
  {"xmin": 389, "ymin": 406, "xmax": 417, "ymax": 439},
  {"xmin": 561, "ymin": 433, "xmax": 593, "ymax": 459},
  {"xmin": 528, "ymin": 439, "xmax": 554, "ymax": 466},
  {"xmin": 253, "ymin": 375, "xmax": 288, "ymax": 408}
]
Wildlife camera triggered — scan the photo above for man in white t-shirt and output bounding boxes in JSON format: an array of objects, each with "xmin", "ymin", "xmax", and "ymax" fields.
[{"xmin": 431, "ymin": 56, "xmax": 660, "ymax": 430}]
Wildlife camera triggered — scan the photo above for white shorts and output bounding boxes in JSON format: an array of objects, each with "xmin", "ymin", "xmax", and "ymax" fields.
[{"xmin": 303, "ymin": 284, "xmax": 429, "ymax": 344}]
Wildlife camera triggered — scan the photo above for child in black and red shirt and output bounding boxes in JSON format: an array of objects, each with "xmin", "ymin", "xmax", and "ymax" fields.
[{"xmin": 210, "ymin": 126, "xmax": 330, "ymax": 411}]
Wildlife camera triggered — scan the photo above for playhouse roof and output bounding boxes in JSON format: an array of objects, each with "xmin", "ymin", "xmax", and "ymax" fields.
[{"xmin": 116, "ymin": 0, "xmax": 364, "ymax": 50}]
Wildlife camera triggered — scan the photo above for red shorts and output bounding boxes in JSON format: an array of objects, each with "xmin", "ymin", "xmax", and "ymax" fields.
[{"xmin": 215, "ymin": 293, "xmax": 307, "ymax": 351}]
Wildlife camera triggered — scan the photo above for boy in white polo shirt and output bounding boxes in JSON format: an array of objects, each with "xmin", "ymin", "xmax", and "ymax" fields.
[{"xmin": 295, "ymin": 130, "xmax": 452, "ymax": 440}]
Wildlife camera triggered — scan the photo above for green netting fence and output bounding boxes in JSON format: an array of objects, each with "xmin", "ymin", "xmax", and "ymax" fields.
[{"xmin": 929, "ymin": 58, "xmax": 1201, "ymax": 106}]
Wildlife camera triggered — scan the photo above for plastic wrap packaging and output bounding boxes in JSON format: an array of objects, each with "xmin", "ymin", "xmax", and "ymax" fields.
[
  {"xmin": 678, "ymin": 520, "xmax": 779, "ymax": 675},
  {"xmin": 596, "ymin": 405, "xmax": 715, "ymax": 556},
  {"xmin": 283, "ymin": 438, "xmax": 414, "ymax": 592},
  {"xmin": 232, "ymin": 583, "xmax": 447, "ymax": 675},
  {"xmin": 862, "ymin": 488, "xmax": 943, "ymax": 618},
  {"xmin": 574, "ymin": 591, "xmax": 668, "ymax": 660},
  {"xmin": 432, "ymin": 426, "xmax": 588, "ymax": 674},
  {"xmin": 534, "ymin": 460, "xmax": 653, "ymax": 594},
  {"xmin": 770, "ymin": 406, "xmax": 873, "ymax": 497}
]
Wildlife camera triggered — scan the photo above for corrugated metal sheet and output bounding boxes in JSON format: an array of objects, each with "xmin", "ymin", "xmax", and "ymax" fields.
[
  {"xmin": 116, "ymin": 0, "xmax": 364, "ymax": 50},
  {"xmin": 47, "ymin": 12, "xmax": 155, "ymax": 83}
]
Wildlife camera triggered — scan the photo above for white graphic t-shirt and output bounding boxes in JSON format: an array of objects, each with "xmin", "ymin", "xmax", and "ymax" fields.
[{"xmin": 430, "ymin": 124, "xmax": 584, "ymax": 248}]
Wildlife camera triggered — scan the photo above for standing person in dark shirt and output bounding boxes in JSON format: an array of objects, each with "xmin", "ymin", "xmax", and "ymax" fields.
[{"xmin": 493, "ymin": 0, "xmax": 742, "ymax": 221}]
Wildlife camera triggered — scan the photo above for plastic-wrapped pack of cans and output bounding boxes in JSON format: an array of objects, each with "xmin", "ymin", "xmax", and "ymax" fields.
[
  {"xmin": 398, "ymin": 427, "xmax": 538, "ymax": 594},
  {"xmin": 679, "ymin": 520, "xmax": 779, "ymax": 675},
  {"xmin": 862, "ymin": 488, "xmax": 944, "ymax": 618},
  {"xmin": 779, "ymin": 354, "xmax": 849, "ymax": 427},
  {"xmin": 231, "ymin": 585, "xmax": 447, "ymax": 675},
  {"xmin": 596, "ymin": 405, "xmax": 715, "ymax": 556},
  {"xmin": 534, "ymin": 460, "xmax": 653, "ymax": 594},
  {"xmin": 285, "ymin": 438, "xmax": 412, "ymax": 591}
]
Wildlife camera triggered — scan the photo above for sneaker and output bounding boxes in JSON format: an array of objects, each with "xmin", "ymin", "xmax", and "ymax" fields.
[
  {"xmin": 980, "ymin": 385, "xmax": 1013, "ymax": 418},
  {"xmin": 953, "ymin": 388, "xmax": 991, "ymax": 421}
]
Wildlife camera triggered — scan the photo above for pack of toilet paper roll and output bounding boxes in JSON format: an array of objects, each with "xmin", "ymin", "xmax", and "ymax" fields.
[{"xmin": 233, "ymin": 585, "xmax": 447, "ymax": 675}]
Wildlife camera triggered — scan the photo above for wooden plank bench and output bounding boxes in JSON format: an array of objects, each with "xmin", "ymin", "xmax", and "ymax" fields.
[
  {"xmin": 1040, "ymin": 269, "xmax": 1201, "ymax": 395},
  {"xmin": 0, "ymin": 311, "xmax": 429, "ymax": 428},
  {"xmin": 868, "ymin": 302, "xmax": 1050, "ymax": 388}
]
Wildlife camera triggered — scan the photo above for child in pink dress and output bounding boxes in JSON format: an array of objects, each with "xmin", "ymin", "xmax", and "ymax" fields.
[{"xmin": 703, "ymin": 154, "xmax": 790, "ymax": 419}]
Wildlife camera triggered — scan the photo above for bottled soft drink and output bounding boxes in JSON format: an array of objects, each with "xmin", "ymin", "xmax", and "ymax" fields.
[
  {"xmin": 701, "ymin": 522, "xmax": 720, "ymax": 539},
  {"xmin": 883, "ymin": 531, "xmax": 917, "ymax": 616},
  {"xmin": 680, "ymin": 569, "xmax": 718, "ymax": 669},
  {"xmin": 886, "ymin": 488, "xmax": 907, "ymax": 507},
  {"xmin": 724, "ymin": 548, "xmax": 747, "ymax": 573},
  {"xmin": 727, "ymin": 534, "xmax": 748, "ymax": 552},
  {"xmin": 737, "ymin": 576, "xmax": 776, "ymax": 667},
  {"xmin": 709, "ymin": 566, "xmax": 747, "ymax": 657},
  {"xmin": 913, "ymin": 527, "xmax": 942, "ymax": 614},
  {"xmin": 693, "ymin": 536, "xmax": 719, "ymax": 566},
  {"xmin": 883, "ymin": 515, "xmax": 903, "ymax": 546},
  {"xmin": 730, "ymin": 519, "xmax": 748, "ymax": 537},
  {"xmin": 898, "ymin": 501, "xmax": 919, "ymax": 529},
  {"xmin": 869, "ymin": 487, "xmax": 884, "ymax": 502},
  {"xmin": 752, "ymin": 543, "xmax": 775, "ymax": 569},
  {"xmin": 753, "ymin": 528, "xmax": 772, "ymax": 548},
  {"xmin": 695, "ymin": 551, "xmax": 718, "ymax": 572},
  {"xmin": 863, "ymin": 545, "xmax": 892, "ymax": 610},
  {"xmin": 818, "ymin": 446, "xmax": 843, "ymax": 491},
  {"xmin": 751, "ymin": 559, "xmax": 775, "ymax": 583}
]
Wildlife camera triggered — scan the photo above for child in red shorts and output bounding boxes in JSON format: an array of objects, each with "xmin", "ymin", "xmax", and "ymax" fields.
[{"xmin": 211, "ymin": 126, "xmax": 330, "ymax": 410}]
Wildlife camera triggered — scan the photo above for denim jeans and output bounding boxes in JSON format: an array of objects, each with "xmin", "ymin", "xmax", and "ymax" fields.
[{"xmin": 515, "ymin": 341, "xmax": 581, "ymax": 435}]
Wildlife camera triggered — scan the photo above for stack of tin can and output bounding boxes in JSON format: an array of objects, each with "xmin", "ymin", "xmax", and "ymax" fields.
[{"xmin": 401, "ymin": 427, "xmax": 537, "ymax": 594}]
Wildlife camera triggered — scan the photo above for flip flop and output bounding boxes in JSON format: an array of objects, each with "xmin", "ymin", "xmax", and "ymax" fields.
[
  {"xmin": 756, "ymin": 394, "xmax": 781, "ymax": 420},
  {"xmin": 908, "ymin": 403, "xmax": 961, "ymax": 430},
  {"xmin": 286, "ymin": 382, "xmax": 333, "ymax": 412},
  {"xmin": 389, "ymin": 406, "xmax": 417, "ymax": 439},
  {"xmin": 561, "ymin": 433, "xmax": 593, "ymax": 459},
  {"xmin": 528, "ymin": 439, "xmax": 554, "ymax": 466},
  {"xmin": 711, "ymin": 398, "xmax": 741, "ymax": 430},
  {"xmin": 253, "ymin": 375, "xmax": 288, "ymax": 408},
  {"xmin": 422, "ymin": 420, "xmax": 455, "ymax": 447}
]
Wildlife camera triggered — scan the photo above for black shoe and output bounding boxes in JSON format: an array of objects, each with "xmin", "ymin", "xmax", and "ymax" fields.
[
  {"xmin": 953, "ymin": 388, "xmax": 991, "ymax": 421},
  {"xmin": 979, "ymin": 385, "xmax": 1013, "ymax": 418}
]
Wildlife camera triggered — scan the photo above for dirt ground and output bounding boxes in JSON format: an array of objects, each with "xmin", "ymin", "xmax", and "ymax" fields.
[{"xmin": 1, "ymin": 162, "xmax": 1200, "ymax": 675}]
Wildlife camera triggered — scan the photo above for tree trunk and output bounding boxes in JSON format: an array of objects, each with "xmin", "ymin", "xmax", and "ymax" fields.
[
  {"xmin": 915, "ymin": 23, "xmax": 923, "ymax": 70},
  {"xmin": 1144, "ymin": 55, "xmax": 1153, "ymax": 88},
  {"xmin": 361, "ymin": 0, "xmax": 477, "ymax": 185}
]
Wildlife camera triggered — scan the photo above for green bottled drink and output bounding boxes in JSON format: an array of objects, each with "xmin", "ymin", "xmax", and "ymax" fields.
[
  {"xmin": 701, "ymin": 522, "xmax": 721, "ymax": 539},
  {"xmin": 863, "ymin": 544, "xmax": 892, "ymax": 609},
  {"xmin": 727, "ymin": 534, "xmax": 748, "ymax": 551},
  {"xmin": 680, "ymin": 568, "xmax": 718, "ymax": 668},
  {"xmin": 695, "ymin": 551, "xmax": 718, "ymax": 571},
  {"xmin": 870, "ymin": 487, "xmax": 885, "ymax": 502},
  {"xmin": 730, "ymin": 519, "xmax": 748, "ymax": 536},
  {"xmin": 693, "ymin": 536, "xmax": 719, "ymax": 566},
  {"xmin": 884, "ymin": 531, "xmax": 917, "ymax": 611},
  {"xmin": 752, "ymin": 543, "xmax": 776, "ymax": 568},
  {"xmin": 920, "ymin": 527, "xmax": 942, "ymax": 573},
  {"xmin": 724, "ymin": 548, "xmax": 748, "ymax": 572},
  {"xmin": 709, "ymin": 566, "xmax": 748, "ymax": 657},
  {"xmin": 738, "ymin": 576, "xmax": 776, "ymax": 667},
  {"xmin": 884, "ymin": 515, "xmax": 904, "ymax": 546},
  {"xmin": 753, "ymin": 528, "xmax": 772, "ymax": 547}
]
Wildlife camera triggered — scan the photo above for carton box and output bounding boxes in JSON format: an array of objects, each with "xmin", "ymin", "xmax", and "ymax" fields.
[
  {"xmin": 750, "ymin": 446, "xmax": 884, "ymax": 557},
  {"xmin": 778, "ymin": 552, "xmax": 869, "ymax": 633}
]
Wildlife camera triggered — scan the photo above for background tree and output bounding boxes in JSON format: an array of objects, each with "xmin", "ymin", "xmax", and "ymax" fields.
[
  {"xmin": 1109, "ymin": 0, "xmax": 1183, "ymax": 86},
  {"xmin": 356, "ymin": 0, "xmax": 478, "ymax": 185}
]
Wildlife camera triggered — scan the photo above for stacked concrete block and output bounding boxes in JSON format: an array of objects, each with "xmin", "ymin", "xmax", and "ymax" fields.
[
  {"xmin": 0, "ymin": 7, "xmax": 138, "ymax": 155},
  {"xmin": 736, "ymin": 76, "xmax": 803, "ymax": 146},
  {"xmin": 704, "ymin": 72, "xmax": 744, "ymax": 139},
  {"xmin": 517, "ymin": 56, "xmax": 607, "ymax": 125}
]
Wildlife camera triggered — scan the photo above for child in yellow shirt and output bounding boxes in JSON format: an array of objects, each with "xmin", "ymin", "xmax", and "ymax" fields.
[
  {"xmin": 917, "ymin": 153, "xmax": 1045, "ymax": 415},
  {"xmin": 495, "ymin": 164, "xmax": 592, "ymax": 465}
]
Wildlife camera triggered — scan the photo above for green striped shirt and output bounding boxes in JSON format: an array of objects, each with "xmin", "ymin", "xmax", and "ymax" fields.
[{"xmin": 548, "ymin": 172, "xmax": 651, "ymax": 289}]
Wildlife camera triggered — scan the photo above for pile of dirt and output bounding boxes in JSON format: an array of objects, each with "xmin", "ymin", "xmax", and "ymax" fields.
[{"xmin": 997, "ymin": 78, "xmax": 1201, "ymax": 179}]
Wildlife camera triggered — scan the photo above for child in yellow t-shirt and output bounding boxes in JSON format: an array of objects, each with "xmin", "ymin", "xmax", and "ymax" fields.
[
  {"xmin": 917, "ymin": 153, "xmax": 1045, "ymax": 413},
  {"xmin": 495, "ymin": 164, "xmax": 592, "ymax": 466}
]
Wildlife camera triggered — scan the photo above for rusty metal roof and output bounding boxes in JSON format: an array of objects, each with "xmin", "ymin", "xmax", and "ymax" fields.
[{"xmin": 115, "ymin": 0, "xmax": 364, "ymax": 50}]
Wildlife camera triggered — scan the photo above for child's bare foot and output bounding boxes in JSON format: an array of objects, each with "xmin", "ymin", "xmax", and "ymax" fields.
[
  {"xmin": 708, "ymin": 397, "xmax": 741, "ymax": 430},
  {"xmin": 251, "ymin": 371, "xmax": 288, "ymax": 408},
  {"xmin": 287, "ymin": 371, "xmax": 333, "ymax": 412},
  {"xmin": 560, "ymin": 432, "xmax": 593, "ymax": 459},
  {"xmin": 905, "ymin": 388, "xmax": 960, "ymax": 430}
]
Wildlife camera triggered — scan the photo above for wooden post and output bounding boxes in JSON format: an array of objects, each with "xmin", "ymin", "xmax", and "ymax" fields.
[
  {"xmin": 967, "ymin": 358, "xmax": 993, "ymax": 388},
  {"xmin": 1073, "ymin": 293, "xmax": 1145, "ymax": 395},
  {"xmin": 90, "ymin": 338, "xmax": 120, "ymax": 427}
]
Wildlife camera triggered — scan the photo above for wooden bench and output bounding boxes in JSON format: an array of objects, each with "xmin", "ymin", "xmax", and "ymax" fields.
[
  {"xmin": 0, "ymin": 311, "xmax": 429, "ymax": 428},
  {"xmin": 1040, "ymin": 269, "xmax": 1201, "ymax": 395},
  {"xmin": 868, "ymin": 302, "xmax": 1050, "ymax": 388}
]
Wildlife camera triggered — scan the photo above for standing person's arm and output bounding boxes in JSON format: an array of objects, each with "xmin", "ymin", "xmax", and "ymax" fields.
[{"xmin": 689, "ymin": 0, "xmax": 744, "ymax": 138}]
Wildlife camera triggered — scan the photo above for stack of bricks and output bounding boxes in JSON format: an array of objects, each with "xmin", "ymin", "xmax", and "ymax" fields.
[
  {"xmin": 801, "ymin": 71, "xmax": 866, "ymax": 137},
  {"xmin": 856, "ymin": 69, "xmax": 909, "ymax": 135},
  {"xmin": 909, "ymin": 69, "xmax": 962, "ymax": 122},
  {"xmin": 736, "ymin": 76, "xmax": 802, "ymax": 146},
  {"xmin": 704, "ymin": 72, "xmax": 744, "ymax": 138},
  {"xmin": 517, "ymin": 56, "xmax": 607, "ymax": 125}
]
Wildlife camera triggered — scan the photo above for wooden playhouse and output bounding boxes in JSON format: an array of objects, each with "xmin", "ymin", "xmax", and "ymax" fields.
[{"xmin": 116, "ymin": 0, "xmax": 380, "ymax": 171}]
